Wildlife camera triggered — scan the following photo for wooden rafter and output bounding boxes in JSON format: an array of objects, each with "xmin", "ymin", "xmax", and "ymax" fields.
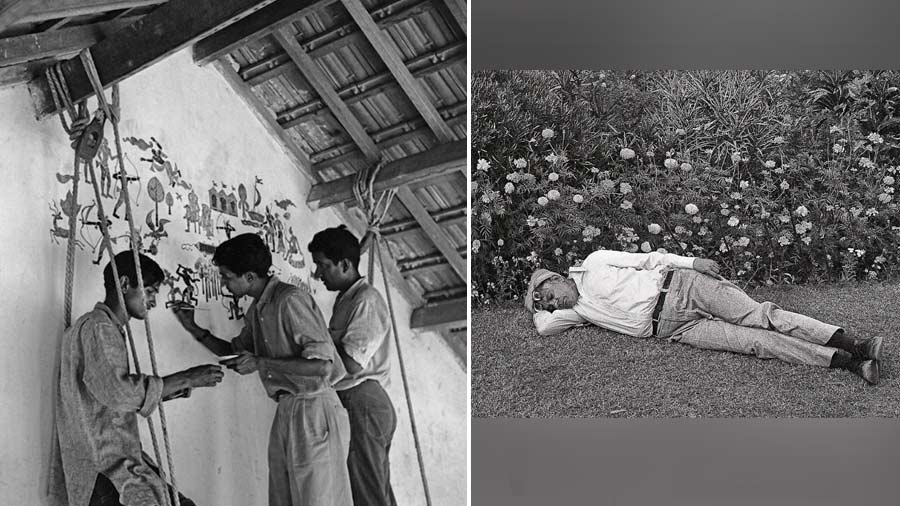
[
  {"xmin": 340, "ymin": 0, "xmax": 455, "ymax": 143},
  {"xmin": 273, "ymin": 26, "xmax": 380, "ymax": 164},
  {"xmin": 192, "ymin": 0, "xmax": 328, "ymax": 66},
  {"xmin": 14, "ymin": 0, "xmax": 164, "ymax": 24},
  {"xmin": 307, "ymin": 140, "xmax": 466, "ymax": 207},
  {"xmin": 411, "ymin": 297, "xmax": 466, "ymax": 330},
  {"xmin": 441, "ymin": 0, "xmax": 466, "ymax": 34},
  {"xmin": 396, "ymin": 185, "xmax": 465, "ymax": 281},
  {"xmin": 0, "ymin": 19, "xmax": 131, "ymax": 66},
  {"xmin": 382, "ymin": 202, "xmax": 466, "ymax": 235},
  {"xmin": 1, "ymin": 0, "xmax": 32, "ymax": 32},
  {"xmin": 27, "ymin": 0, "xmax": 278, "ymax": 118}
]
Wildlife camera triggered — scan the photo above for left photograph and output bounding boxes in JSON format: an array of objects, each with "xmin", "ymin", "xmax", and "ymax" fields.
[{"xmin": 0, "ymin": 2, "xmax": 467, "ymax": 506}]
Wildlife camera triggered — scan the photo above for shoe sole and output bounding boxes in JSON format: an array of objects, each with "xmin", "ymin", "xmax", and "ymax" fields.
[{"xmin": 869, "ymin": 336, "xmax": 884, "ymax": 361}]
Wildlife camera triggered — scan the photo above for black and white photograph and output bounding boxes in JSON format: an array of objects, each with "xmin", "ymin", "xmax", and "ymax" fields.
[
  {"xmin": 0, "ymin": 1, "xmax": 467, "ymax": 505},
  {"xmin": 472, "ymin": 69, "xmax": 900, "ymax": 418}
]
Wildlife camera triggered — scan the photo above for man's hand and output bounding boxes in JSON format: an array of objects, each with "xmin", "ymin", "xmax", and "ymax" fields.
[
  {"xmin": 178, "ymin": 364, "xmax": 225, "ymax": 388},
  {"xmin": 171, "ymin": 303, "xmax": 199, "ymax": 333},
  {"xmin": 220, "ymin": 351, "xmax": 260, "ymax": 375},
  {"xmin": 693, "ymin": 258, "xmax": 724, "ymax": 279}
]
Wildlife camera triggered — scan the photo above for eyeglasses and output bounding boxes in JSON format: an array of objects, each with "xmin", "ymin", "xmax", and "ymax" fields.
[{"xmin": 531, "ymin": 285, "xmax": 552, "ymax": 312}]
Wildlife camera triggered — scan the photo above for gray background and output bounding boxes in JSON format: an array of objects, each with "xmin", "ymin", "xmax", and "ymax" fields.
[{"xmin": 471, "ymin": 0, "xmax": 900, "ymax": 504}]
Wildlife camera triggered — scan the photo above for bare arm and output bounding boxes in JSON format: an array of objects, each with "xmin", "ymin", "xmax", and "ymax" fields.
[
  {"xmin": 172, "ymin": 304, "xmax": 238, "ymax": 356},
  {"xmin": 221, "ymin": 352, "xmax": 333, "ymax": 377}
]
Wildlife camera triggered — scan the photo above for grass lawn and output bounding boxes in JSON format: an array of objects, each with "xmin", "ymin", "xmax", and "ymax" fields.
[{"xmin": 472, "ymin": 281, "xmax": 900, "ymax": 418}]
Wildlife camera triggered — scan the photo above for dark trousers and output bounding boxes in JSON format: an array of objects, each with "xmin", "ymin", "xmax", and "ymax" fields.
[
  {"xmin": 89, "ymin": 457, "xmax": 196, "ymax": 506},
  {"xmin": 337, "ymin": 380, "xmax": 398, "ymax": 506}
]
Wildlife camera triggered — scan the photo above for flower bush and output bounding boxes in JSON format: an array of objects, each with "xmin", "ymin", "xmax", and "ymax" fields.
[{"xmin": 472, "ymin": 70, "xmax": 900, "ymax": 305}]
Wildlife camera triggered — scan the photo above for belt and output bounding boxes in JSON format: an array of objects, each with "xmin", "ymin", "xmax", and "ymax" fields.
[{"xmin": 651, "ymin": 270, "xmax": 674, "ymax": 337}]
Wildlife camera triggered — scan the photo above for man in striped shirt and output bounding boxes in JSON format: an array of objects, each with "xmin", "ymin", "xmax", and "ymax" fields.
[{"xmin": 526, "ymin": 249, "xmax": 882, "ymax": 384}]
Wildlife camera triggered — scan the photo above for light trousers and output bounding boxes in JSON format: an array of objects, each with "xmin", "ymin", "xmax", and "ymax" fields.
[{"xmin": 655, "ymin": 270, "xmax": 841, "ymax": 367}]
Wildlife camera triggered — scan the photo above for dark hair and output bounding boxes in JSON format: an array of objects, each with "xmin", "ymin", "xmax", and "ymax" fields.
[
  {"xmin": 103, "ymin": 250, "xmax": 165, "ymax": 294},
  {"xmin": 307, "ymin": 225, "xmax": 360, "ymax": 270},
  {"xmin": 213, "ymin": 232, "xmax": 272, "ymax": 277}
]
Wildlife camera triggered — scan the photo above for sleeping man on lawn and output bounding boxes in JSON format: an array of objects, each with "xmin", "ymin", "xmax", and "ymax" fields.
[{"xmin": 526, "ymin": 249, "xmax": 883, "ymax": 385}]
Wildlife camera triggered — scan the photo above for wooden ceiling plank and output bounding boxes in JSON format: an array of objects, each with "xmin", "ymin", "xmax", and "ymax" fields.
[
  {"xmin": 192, "ymin": 0, "xmax": 330, "ymax": 66},
  {"xmin": 307, "ymin": 140, "xmax": 465, "ymax": 207},
  {"xmin": 396, "ymin": 185, "xmax": 465, "ymax": 281},
  {"xmin": 274, "ymin": 26, "xmax": 380, "ymax": 163},
  {"xmin": 0, "ymin": 0, "xmax": 34, "ymax": 32},
  {"xmin": 0, "ymin": 18, "xmax": 131, "ymax": 66},
  {"xmin": 18, "ymin": 0, "xmax": 164, "ymax": 24},
  {"xmin": 339, "ymin": 0, "xmax": 455, "ymax": 143},
  {"xmin": 27, "ymin": 0, "xmax": 279, "ymax": 118}
]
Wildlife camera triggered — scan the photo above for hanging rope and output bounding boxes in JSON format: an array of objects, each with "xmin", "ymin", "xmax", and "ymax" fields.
[
  {"xmin": 79, "ymin": 48, "xmax": 179, "ymax": 506},
  {"xmin": 353, "ymin": 161, "xmax": 432, "ymax": 506}
]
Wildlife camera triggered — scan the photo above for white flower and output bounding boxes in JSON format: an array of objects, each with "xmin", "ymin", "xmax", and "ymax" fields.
[
  {"xmin": 675, "ymin": 128, "xmax": 687, "ymax": 136},
  {"xmin": 554, "ymin": 248, "xmax": 563, "ymax": 256},
  {"xmin": 472, "ymin": 240, "xmax": 480, "ymax": 253},
  {"xmin": 497, "ymin": 239, "xmax": 504, "ymax": 246},
  {"xmin": 878, "ymin": 193, "xmax": 893, "ymax": 203},
  {"xmin": 537, "ymin": 219, "xmax": 547, "ymax": 227},
  {"xmin": 795, "ymin": 221, "xmax": 812, "ymax": 234},
  {"xmin": 548, "ymin": 172, "xmax": 559, "ymax": 181},
  {"xmin": 692, "ymin": 216, "xmax": 702, "ymax": 224},
  {"xmin": 859, "ymin": 157, "xmax": 876, "ymax": 169},
  {"xmin": 657, "ymin": 248, "xmax": 669, "ymax": 254},
  {"xmin": 506, "ymin": 172, "xmax": 521, "ymax": 183},
  {"xmin": 778, "ymin": 214, "xmax": 791, "ymax": 223},
  {"xmin": 513, "ymin": 158, "xmax": 527, "ymax": 169},
  {"xmin": 793, "ymin": 205, "xmax": 809, "ymax": 217},
  {"xmin": 876, "ymin": 255, "xmax": 887, "ymax": 264},
  {"xmin": 620, "ymin": 148, "xmax": 636, "ymax": 160},
  {"xmin": 538, "ymin": 196, "xmax": 549, "ymax": 206},
  {"xmin": 526, "ymin": 215, "xmax": 537, "ymax": 227},
  {"xmin": 648, "ymin": 223, "xmax": 662, "ymax": 234},
  {"xmin": 773, "ymin": 136, "xmax": 785, "ymax": 144},
  {"xmin": 477, "ymin": 158, "xmax": 490, "ymax": 171},
  {"xmin": 780, "ymin": 180, "xmax": 790, "ymax": 190},
  {"xmin": 620, "ymin": 182, "xmax": 633, "ymax": 194},
  {"xmin": 541, "ymin": 128, "xmax": 555, "ymax": 139},
  {"xmin": 685, "ymin": 203, "xmax": 699, "ymax": 215},
  {"xmin": 868, "ymin": 132, "xmax": 884, "ymax": 144},
  {"xmin": 802, "ymin": 236, "xmax": 812, "ymax": 245},
  {"xmin": 866, "ymin": 207, "xmax": 879, "ymax": 217},
  {"xmin": 600, "ymin": 179, "xmax": 615, "ymax": 191},
  {"xmin": 681, "ymin": 162, "xmax": 693, "ymax": 172},
  {"xmin": 698, "ymin": 226, "xmax": 708, "ymax": 236},
  {"xmin": 829, "ymin": 125, "xmax": 842, "ymax": 134},
  {"xmin": 620, "ymin": 200, "xmax": 633, "ymax": 210},
  {"xmin": 740, "ymin": 180, "xmax": 750, "ymax": 189},
  {"xmin": 736, "ymin": 236, "xmax": 750, "ymax": 247},
  {"xmin": 481, "ymin": 193, "xmax": 492, "ymax": 203},
  {"xmin": 590, "ymin": 167, "xmax": 600, "ymax": 173},
  {"xmin": 764, "ymin": 160, "xmax": 776, "ymax": 168},
  {"xmin": 664, "ymin": 158, "xmax": 678, "ymax": 169},
  {"xmin": 832, "ymin": 143, "xmax": 845, "ymax": 154},
  {"xmin": 641, "ymin": 241, "xmax": 652, "ymax": 253},
  {"xmin": 884, "ymin": 176, "xmax": 895, "ymax": 185},
  {"xmin": 573, "ymin": 194, "xmax": 584, "ymax": 203},
  {"xmin": 721, "ymin": 209, "xmax": 731, "ymax": 216},
  {"xmin": 547, "ymin": 189, "xmax": 561, "ymax": 200},
  {"xmin": 473, "ymin": 181, "xmax": 479, "ymax": 191},
  {"xmin": 719, "ymin": 242, "xmax": 728, "ymax": 253},
  {"xmin": 504, "ymin": 182, "xmax": 515, "ymax": 194},
  {"xmin": 730, "ymin": 192, "xmax": 743, "ymax": 200},
  {"xmin": 731, "ymin": 152, "xmax": 742, "ymax": 163},
  {"xmin": 674, "ymin": 225, "xmax": 686, "ymax": 235},
  {"xmin": 773, "ymin": 167, "xmax": 785, "ymax": 174},
  {"xmin": 728, "ymin": 216, "xmax": 740, "ymax": 227},
  {"xmin": 778, "ymin": 234, "xmax": 793, "ymax": 246},
  {"xmin": 526, "ymin": 251, "xmax": 539, "ymax": 263},
  {"xmin": 646, "ymin": 151, "xmax": 655, "ymax": 158},
  {"xmin": 545, "ymin": 154, "xmax": 559, "ymax": 164}
]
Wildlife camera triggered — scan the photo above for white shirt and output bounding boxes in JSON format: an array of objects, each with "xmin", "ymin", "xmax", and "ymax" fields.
[{"xmin": 533, "ymin": 250, "xmax": 696, "ymax": 337}]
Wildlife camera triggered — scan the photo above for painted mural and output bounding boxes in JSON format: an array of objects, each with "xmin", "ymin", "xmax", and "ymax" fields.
[{"xmin": 51, "ymin": 129, "xmax": 313, "ymax": 321}]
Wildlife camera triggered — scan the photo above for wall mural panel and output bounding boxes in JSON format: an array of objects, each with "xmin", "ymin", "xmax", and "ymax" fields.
[{"xmin": 51, "ymin": 130, "xmax": 313, "ymax": 322}]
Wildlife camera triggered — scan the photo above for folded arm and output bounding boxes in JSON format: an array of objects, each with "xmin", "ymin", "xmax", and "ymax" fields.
[{"xmin": 533, "ymin": 309, "xmax": 588, "ymax": 336}]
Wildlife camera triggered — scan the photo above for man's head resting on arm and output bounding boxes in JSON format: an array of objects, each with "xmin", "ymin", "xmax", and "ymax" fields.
[{"xmin": 525, "ymin": 268, "xmax": 580, "ymax": 313}]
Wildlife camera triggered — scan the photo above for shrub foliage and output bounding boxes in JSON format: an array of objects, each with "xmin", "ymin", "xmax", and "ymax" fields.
[{"xmin": 472, "ymin": 70, "xmax": 900, "ymax": 304}]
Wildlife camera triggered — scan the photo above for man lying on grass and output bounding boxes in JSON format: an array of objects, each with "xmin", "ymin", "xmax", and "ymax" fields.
[{"xmin": 526, "ymin": 249, "xmax": 883, "ymax": 385}]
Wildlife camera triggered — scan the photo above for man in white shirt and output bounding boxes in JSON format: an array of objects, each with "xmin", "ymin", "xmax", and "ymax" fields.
[{"xmin": 526, "ymin": 249, "xmax": 882, "ymax": 384}]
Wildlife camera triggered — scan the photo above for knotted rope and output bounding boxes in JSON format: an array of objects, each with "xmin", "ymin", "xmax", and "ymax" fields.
[
  {"xmin": 353, "ymin": 161, "xmax": 432, "ymax": 506},
  {"xmin": 79, "ymin": 48, "xmax": 180, "ymax": 506}
]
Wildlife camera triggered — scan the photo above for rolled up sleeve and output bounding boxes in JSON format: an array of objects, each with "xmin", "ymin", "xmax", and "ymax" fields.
[
  {"xmin": 281, "ymin": 294, "xmax": 333, "ymax": 361},
  {"xmin": 339, "ymin": 295, "xmax": 389, "ymax": 369},
  {"xmin": 82, "ymin": 321, "xmax": 163, "ymax": 417}
]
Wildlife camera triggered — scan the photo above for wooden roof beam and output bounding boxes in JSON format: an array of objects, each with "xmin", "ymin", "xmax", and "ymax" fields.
[
  {"xmin": 0, "ymin": 18, "xmax": 131, "ymax": 66},
  {"xmin": 274, "ymin": 26, "xmax": 380, "ymax": 165},
  {"xmin": 192, "ymin": 0, "xmax": 330, "ymax": 66},
  {"xmin": 340, "ymin": 0, "xmax": 455, "ymax": 143},
  {"xmin": 14, "ymin": 0, "xmax": 163, "ymax": 25},
  {"xmin": 1, "ymin": 1, "xmax": 35, "ymax": 32},
  {"xmin": 307, "ymin": 140, "xmax": 466, "ymax": 208},
  {"xmin": 440, "ymin": 0, "xmax": 466, "ymax": 35},
  {"xmin": 382, "ymin": 202, "xmax": 466, "ymax": 235},
  {"xmin": 396, "ymin": 185, "xmax": 465, "ymax": 281},
  {"xmin": 411, "ymin": 296, "xmax": 465, "ymax": 333},
  {"xmin": 27, "ymin": 0, "xmax": 278, "ymax": 118}
]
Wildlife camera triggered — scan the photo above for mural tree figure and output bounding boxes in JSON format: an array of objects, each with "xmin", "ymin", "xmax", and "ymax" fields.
[
  {"xmin": 147, "ymin": 176, "xmax": 165, "ymax": 228},
  {"xmin": 165, "ymin": 192, "xmax": 174, "ymax": 215}
]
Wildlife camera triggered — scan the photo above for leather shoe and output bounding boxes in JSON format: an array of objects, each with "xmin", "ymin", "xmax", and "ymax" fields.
[
  {"xmin": 855, "ymin": 359, "xmax": 880, "ymax": 386},
  {"xmin": 854, "ymin": 336, "xmax": 883, "ymax": 361}
]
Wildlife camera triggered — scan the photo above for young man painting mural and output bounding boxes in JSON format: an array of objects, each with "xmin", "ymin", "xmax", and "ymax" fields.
[
  {"xmin": 308, "ymin": 226, "xmax": 398, "ymax": 506},
  {"xmin": 50, "ymin": 250, "xmax": 225, "ymax": 506},
  {"xmin": 172, "ymin": 232, "xmax": 352, "ymax": 506}
]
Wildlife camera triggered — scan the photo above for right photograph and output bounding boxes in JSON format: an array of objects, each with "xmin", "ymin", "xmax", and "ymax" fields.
[{"xmin": 472, "ymin": 70, "xmax": 900, "ymax": 418}]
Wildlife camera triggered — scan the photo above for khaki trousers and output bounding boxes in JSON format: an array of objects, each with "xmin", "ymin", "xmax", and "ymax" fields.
[{"xmin": 655, "ymin": 270, "xmax": 840, "ymax": 367}]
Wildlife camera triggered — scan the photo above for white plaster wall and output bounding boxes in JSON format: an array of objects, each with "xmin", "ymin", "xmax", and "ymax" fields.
[{"xmin": 0, "ymin": 49, "xmax": 465, "ymax": 506}]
